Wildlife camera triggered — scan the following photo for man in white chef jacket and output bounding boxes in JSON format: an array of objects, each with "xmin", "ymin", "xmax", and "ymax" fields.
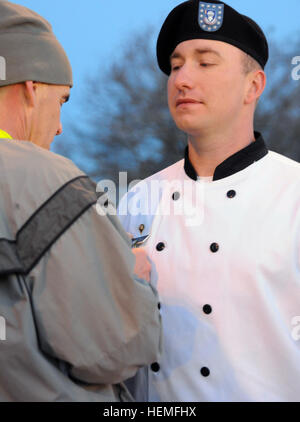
[{"xmin": 118, "ymin": 0, "xmax": 300, "ymax": 402}]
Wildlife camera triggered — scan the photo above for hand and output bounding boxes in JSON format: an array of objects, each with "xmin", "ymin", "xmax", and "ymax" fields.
[{"xmin": 132, "ymin": 247, "xmax": 151, "ymax": 283}]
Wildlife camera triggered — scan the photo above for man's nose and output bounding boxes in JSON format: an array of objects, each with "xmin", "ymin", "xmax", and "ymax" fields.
[
  {"xmin": 174, "ymin": 65, "xmax": 194, "ymax": 91},
  {"xmin": 56, "ymin": 122, "xmax": 63, "ymax": 136}
]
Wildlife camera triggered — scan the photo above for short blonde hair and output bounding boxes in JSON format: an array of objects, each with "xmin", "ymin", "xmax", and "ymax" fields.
[
  {"xmin": 241, "ymin": 52, "xmax": 262, "ymax": 74},
  {"xmin": 241, "ymin": 52, "xmax": 263, "ymax": 107}
]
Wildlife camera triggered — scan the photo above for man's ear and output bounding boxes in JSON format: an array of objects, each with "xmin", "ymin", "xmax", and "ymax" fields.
[
  {"xmin": 244, "ymin": 70, "xmax": 266, "ymax": 105},
  {"xmin": 23, "ymin": 81, "xmax": 37, "ymax": 108}
]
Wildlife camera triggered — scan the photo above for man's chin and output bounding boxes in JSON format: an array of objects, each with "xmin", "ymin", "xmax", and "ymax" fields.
[{"xmin": 175, "ymin": 120, "xmax": 206, "ymax": 136}]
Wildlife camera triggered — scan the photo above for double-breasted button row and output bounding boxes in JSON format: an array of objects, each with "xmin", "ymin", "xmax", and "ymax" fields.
[
  {"xmin": 151, "ymin": 362, "xmax": 211, "ymax": 378},
  {"xmin": 170, "ymin": 189, "xmax": 236, "ymax": 200},
  {"xmin": 157, "ymin": 241, "xmax": 219, "ymax": 253},
  {"xmin": 157, "ymin": 241, "xmax": 219, "ymax": 255},
  {"xmin": 171, "ymin": 190, "xmax": 236, "ymax": 200},
  {"xmin": 150, "ymin": 187, "xmax": 232, "ymax": 384}
]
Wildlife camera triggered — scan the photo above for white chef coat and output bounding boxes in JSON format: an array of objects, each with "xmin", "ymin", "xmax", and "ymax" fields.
[{"xmin": 118, "ymin": 133, "xmax": 300, "ymax": 402}]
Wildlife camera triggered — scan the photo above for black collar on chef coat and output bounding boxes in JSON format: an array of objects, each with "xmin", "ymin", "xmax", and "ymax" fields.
[{"xmin": 184, "ymin": 131, "xmax": 269, "ymax": 181}]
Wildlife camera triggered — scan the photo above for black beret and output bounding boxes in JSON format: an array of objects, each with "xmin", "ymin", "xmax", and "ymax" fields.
[{"xmin": 157, "ymin": 0, "xmax": 269, "ymax": 75}]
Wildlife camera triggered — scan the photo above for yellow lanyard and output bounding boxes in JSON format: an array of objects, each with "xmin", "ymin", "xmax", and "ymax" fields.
[{"xmin": 0, "ymin": 129, "xmax": 12, "ymax": 139}]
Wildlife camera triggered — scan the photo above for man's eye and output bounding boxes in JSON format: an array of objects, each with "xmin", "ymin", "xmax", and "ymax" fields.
[
  {"xmin": 200, "ymin": 63, "xmax": 213, "ymax": 67},
  {"xmin": 171, "ymin": 65, "xmax": 181, "ymax": 71}
]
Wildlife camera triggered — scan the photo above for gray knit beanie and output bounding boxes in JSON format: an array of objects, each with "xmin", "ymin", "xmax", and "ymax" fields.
[{"xmin": 0, "ymin": 0, "xmax": 73, "ymax": 87}]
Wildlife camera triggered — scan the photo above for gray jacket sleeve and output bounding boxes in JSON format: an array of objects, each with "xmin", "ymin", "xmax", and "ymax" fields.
[
  {"xmin": 0, "ymin": 140, "xmax": 162, "ymax": 387},
  {"xmin": 30, "ymin": 202, "xmax": 162, "ymax": 385}
]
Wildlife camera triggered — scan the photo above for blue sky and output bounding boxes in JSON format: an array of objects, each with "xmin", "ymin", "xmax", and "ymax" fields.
[
  {"xmin": 10, "ymin": 0, "xmax": 300, "ymax": 154},
  {"xmin": 12, "ymin": 1, "xmax": 300, "ymax": 83}
]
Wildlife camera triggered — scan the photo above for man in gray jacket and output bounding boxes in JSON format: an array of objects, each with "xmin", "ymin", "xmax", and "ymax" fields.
[{"xmin": 0, "ymin": 1, "xmax": 162, "ymax": 401}]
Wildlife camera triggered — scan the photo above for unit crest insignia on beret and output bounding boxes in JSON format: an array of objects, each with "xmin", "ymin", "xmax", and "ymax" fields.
[{"xmin": 198, "ymin": 2, "xmax": 224, "ymax": 32}]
